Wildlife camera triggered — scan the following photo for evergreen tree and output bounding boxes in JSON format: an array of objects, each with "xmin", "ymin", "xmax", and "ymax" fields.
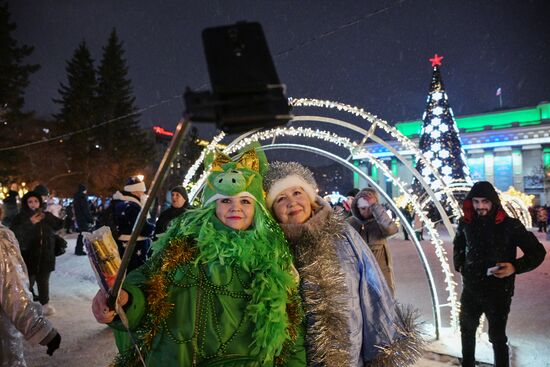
[
  {"xmin": 413, "ymin": 54, "xmax": 472, "ymax": 203},
  {"xmin": 95, "ymin": 28, "xmax": 151, "ymax": 193},
  {"xmin": 54, "ymin": 41, "xmax": 98, "ymax": 185},
  {"xmin": 0, "ymin": 3, "xmax": 40, "ymax": 179}
]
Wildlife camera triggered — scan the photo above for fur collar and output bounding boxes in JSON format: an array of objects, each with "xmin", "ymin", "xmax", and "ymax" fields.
[{"xmin": 113, "ymin": 190, "xmax": 142, "ymax": 207}]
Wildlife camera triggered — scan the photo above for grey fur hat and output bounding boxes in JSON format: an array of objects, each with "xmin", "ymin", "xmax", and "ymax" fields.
[{"xmin": 264, "ymin": 161, "xmax": 318, "ymax": 210}]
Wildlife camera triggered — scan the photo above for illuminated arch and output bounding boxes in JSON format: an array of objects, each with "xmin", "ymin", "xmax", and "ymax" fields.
[{"xmin": 184, "ymin": 98, "xmax": 464, "ymax": 335}]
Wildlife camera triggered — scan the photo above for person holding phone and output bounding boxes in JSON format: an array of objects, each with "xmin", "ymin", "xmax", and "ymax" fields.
[
  {"xmin": 348, "ymin": 187, "xmax": 399, "ymax": 295},
  {"xmin": 453, "ymin": 181, "xmax": 546, "ymax": 367},
  {"xmin": 9, "ymin": 191, "xmax": 63, "ymax": 316}
]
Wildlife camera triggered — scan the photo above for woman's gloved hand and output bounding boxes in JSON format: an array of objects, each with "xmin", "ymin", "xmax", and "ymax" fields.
[{"xmin": 46, "ymin": 332, "xmax": 61, "ymax": 356}]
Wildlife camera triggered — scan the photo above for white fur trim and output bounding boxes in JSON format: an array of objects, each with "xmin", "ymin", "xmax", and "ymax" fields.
[
  {"xmin": 203, "ymin": 191, "xmax": 257, "ymax": 206},
  {"xmin": 265, "ymin": 175, "xmax": 316, "ymax": 210},
  {"xmin": 124, "ymin": 181, "xmax": 146, "ymax": 193}
]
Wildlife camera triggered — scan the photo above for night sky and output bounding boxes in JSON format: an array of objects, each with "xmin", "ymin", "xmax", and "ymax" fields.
[{"xmin": 9, "ymin": 0, "xmax": 550, "ymax": 139}]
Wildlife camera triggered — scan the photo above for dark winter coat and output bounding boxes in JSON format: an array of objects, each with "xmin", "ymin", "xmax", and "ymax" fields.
[
  {"xmin": 73, "ymin": 185, "xmax": 93, "ymax": 231},
  {"xmin": 112, "ymin": 191, "xmax": 155, "ymax": 271},
  {"xmin": 453, "ymin": 183, "xmax": 546, "ymax": 296},
  {"xmin": 112, "ymin": 191, "xmax": 155, "ymax": 240},
  {"xmin": 1, "ymin": 190, "xmax": 19, "ymax": 227},
  {"xmin": 154, "ymin": 206, "xmax": 187, "ymax": 237},
  {"xmin": 9, "ymin": 192, "xmax": 63, "ymax": 275}
]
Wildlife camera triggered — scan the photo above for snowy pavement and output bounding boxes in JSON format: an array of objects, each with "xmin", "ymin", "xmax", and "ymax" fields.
[{"xmin": 22, "ymin": 228, "xmax": 550, "ymax": 366}]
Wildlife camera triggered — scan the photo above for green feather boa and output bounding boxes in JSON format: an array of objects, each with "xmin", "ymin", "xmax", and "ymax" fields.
[{"xmin": 151, "ymin": 202, "xmax": 297, "ymax": 364}]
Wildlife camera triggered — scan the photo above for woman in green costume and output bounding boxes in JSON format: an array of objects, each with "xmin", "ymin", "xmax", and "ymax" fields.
[{"xmin": 92, "ymin": 148, "xmax": 306, "ymax": 367}]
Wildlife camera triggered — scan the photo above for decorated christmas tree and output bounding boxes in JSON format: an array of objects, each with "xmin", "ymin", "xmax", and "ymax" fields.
[{"xmin": 413, "ymin": 54, "xmax": 472, "ymax": 201}]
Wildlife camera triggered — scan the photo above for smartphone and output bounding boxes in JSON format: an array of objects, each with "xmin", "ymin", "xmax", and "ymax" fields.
[
  {"xmin": 202, "ymin": 22, "xmax": 280, "ymax": 94},
  {"xmin": 486, "ymin": 265, "xmax": 501, "ymax": 276},
  {"xmin": 188, "ymin": 21, "xmax": 291, "ymax": 133}
]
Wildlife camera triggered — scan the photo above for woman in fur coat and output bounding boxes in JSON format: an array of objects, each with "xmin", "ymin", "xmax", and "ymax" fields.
[{"xmin": 264, "ymin": 161, "xmax": 423, "ymax": 367}]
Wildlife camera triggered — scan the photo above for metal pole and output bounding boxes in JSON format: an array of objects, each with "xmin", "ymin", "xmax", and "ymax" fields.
[{"xmin": 108, "ymin": 117, "xmax": 192, "ymax": 308}]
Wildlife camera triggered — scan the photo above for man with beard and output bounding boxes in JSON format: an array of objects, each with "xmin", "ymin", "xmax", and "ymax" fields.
[{"xmin": 453, "ymin": 181, "xmax": 546, "ymax": 367}]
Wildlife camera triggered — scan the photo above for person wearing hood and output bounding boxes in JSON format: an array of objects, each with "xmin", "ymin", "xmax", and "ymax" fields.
[
  {"xmin": 453, "ymin": 181, "xmax": 546, "ymax": 367},
  {"xmin": 9, "ymin": 191, "xmax": 63, "ymax": 316},
  {"xmin": 0, "ymin": 205, "xmax": 61, "ymax": 366},
  {"xmin": 348, "ymin": 187, "xmax": 399, "ymax": 295},
  {"xmin": 264, "ymin": 161, "xmax": 422, "ymax": 367},
  {"xmin": 154, "ymin": 185, "xmax": 190, "ymax": 238},
  {"xmin": 92, "ymin": 148, "xmax": 306, "ymax": 366},
  {"xmin": 73, "ymin": 184, "xmax": 93, "ymax": 256},
  {"xmin": 112, "ymin": 176, "xmax": 155, "ymax": 272}
]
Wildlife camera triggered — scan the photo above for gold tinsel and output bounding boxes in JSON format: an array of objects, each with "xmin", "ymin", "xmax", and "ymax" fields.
[
  {"xmin": 160, "ymin": 238, "xmax": 196, "ymax": 272},
  {"xmin": 142, "ymin": 238, "xmax": 196, "ymax": 350},
  {"xmin": 275, "ymin": 289, "xmax": 304, "ymax": 366}
]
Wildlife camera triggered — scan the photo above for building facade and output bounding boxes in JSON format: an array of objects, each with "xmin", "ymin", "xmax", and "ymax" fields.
[{"xmin": 353, "ymin": 102, "xmax": 550, "ymax": 204}]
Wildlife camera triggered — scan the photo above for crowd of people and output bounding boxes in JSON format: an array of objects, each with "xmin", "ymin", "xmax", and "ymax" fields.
[{"xmin": 0, "ymin": 146, "xmax": 547, "ymax": 366}]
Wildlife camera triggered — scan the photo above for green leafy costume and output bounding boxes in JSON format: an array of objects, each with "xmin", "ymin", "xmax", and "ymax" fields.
[{"xmin": 109, "ymin": 148, "xmax": 306, "ymax": 367}]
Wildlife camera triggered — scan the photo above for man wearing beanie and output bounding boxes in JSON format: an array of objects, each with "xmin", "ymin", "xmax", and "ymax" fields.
[
  {"xmin": 112, "ymin": 176, "xmax": 155, "ymax": 272},
  {"xmin": 453, "ymin": 181, "xmax": 546, "ymax": 367},
  {"xmin": 154, "ymin": 186, "xmax": 190, "ymax": 238}
]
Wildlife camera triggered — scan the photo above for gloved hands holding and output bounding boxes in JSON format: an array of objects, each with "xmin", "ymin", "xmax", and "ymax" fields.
[
  {"xmin": 47, "ymin": 332, "xmax": 61, "ymax": 356},
  {"xmin": 40, "ymin": 330, "xmax": 61, "ymax": 356}
]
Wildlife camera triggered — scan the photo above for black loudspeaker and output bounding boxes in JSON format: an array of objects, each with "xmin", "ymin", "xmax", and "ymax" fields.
[{"xmin": 184, "ymin": 22, "xmax": 291, "ymax": 133}]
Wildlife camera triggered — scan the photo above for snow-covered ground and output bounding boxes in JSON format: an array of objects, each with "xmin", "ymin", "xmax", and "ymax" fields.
[{"xmin": 22, "ymin": 228, "xmax": 550, "ymax": 367}]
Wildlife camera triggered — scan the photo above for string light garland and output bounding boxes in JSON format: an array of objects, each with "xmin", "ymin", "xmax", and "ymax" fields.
[
  {"xmin": 412, "ymin": 55, "xmax": 473, "ymax": 207},
  {"xmin": 289, "ymin": 97, "xmax": 463, "ymax": 220},
  {"xmin": 0, "ymin": 94, "xmax": 182, "ymax": 152},
  {"xmin": 184, "ymin": 104, "xmax": 461, "ymax": 329}
]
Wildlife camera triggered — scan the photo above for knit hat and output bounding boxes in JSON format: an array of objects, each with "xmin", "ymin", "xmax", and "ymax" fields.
[
  {"xmin": 171, "ymin": 185, "xmax": 189, "ymax": 207},
  {"xmin": 346, "ymin": 188, "xmax": 359, "ymax": 198},
  {"xmin": 124, "ymin": 176, "xmax": 147, "ymax": 193},
  {"xmin": 202, "ymin": 146, "xmax": 268, "ymax": 206},
  {"xmin": 466, "ymin": 181, "xmax": 501, "ymax": 207},
  {"xmin": 33, "ymin": 184, "xmax": 49, "ymax": 197},
  {"xmin": 351, "ymin": 187, "xmax": 380, "ymax": 219},
  {"xmin": 264, "ymin": 161, "xmax": 317, "ymax": 210}
]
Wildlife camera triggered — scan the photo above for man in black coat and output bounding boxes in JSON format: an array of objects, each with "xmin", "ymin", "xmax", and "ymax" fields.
[
  {"xmin": 73, "ymin": 184, "xmax": 93, "ymax": 255},
  {"xmin": 453, "ymin": 181, "xmax": 546, "ymax": 367},
  {"xmin": 154, "ymin": 185, "xmax": 189, "ymax": 239}
]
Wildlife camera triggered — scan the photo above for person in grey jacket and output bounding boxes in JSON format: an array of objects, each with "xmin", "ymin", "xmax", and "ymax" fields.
[
  {"xmin": 264, "ymin": 161, "xmax": 422, "ymax": 367},
  {"xmin": 349, "ymin": 188, "xmax": 399, "ymax": 295},
  {"xmin": 0, "ymin": 206, "xmax": 61, "ymax": 367}
]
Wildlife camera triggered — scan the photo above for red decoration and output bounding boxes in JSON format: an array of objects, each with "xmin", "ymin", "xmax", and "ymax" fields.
[
  {"xmin": 153, "ymin": 125, "xmax": 174, "ymax": 137},
  {"xmin": 429, "ymin": 54, "xmax": 444, "ymax": 67}
]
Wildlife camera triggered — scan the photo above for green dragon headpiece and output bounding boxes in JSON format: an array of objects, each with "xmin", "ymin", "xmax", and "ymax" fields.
[{"xmin": 202, "ymin": 146, "xmax": 268, "ymax": 207}]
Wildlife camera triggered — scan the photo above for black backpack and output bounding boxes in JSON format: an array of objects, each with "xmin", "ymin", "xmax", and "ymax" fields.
[{"xmin": 97, "ymin": 200, "xmax": 120, "ymax": 240}]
